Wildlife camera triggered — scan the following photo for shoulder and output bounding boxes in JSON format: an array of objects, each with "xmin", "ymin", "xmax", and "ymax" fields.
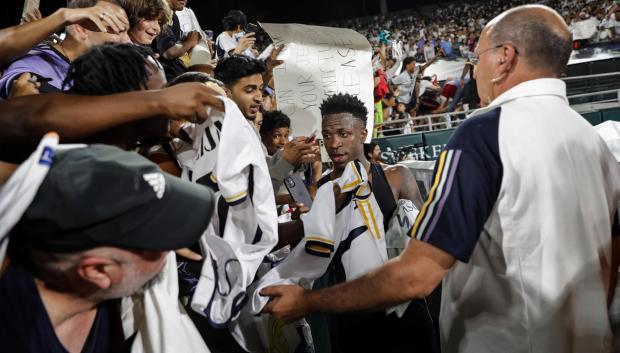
[
  {"xmin": 446, "ymin": 106, "xmax": 501, "ymax": 151},
  {"xmin": 382, "ymin": 163, "xmax": 414, "ymax": 187}
]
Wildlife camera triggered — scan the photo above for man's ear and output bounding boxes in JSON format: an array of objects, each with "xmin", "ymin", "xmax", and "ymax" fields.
[
  {"xmin": 496, "ymin": 44, "xmax": 518, "ymax": 77},
  {"xmin": 361, "ymin": 128, "xmax": 368, "ymax": 143},
  {"xmin": 76, "ymin": 256, "xmax": 121, "ymax": 290}
]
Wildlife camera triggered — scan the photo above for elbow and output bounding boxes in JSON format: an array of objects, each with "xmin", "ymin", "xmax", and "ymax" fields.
[
  {"xmin": 404, "ymin": 273, "xmax": 441, "ymax": 299},
  {"xmin": 395, "ymin": 258, "xmax": 444, "ymax": 299}
]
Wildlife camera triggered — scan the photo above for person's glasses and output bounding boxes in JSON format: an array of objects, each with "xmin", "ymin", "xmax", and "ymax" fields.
[{"xmin": 472, "ymin": 43, "xmax": 519, "ymax": 64}]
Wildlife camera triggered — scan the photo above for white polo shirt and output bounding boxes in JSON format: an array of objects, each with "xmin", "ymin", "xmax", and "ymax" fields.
[{"xmin": 411, "ymin": 78, "xmax": 620, "ymax": 353}]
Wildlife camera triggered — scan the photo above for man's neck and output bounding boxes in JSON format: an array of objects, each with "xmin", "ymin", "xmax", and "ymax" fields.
[
  {"xmin": 332, "ymin": 154, "xmax": 370, "ymax": 179},
  {"xmin": 57, "ymin": 37, "xmax": 85, "ymax": 62},
  {"xmin": 35, "ymin": 278, "xmax": 99, "ymax": 353}
]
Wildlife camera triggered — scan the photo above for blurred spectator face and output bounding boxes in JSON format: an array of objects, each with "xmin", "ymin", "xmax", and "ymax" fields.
[
  {"xmin": 264, "ymin": 126, "xmax": 290, "ymax": 155},
  {"xmin": 322, "ymin": 113, "xmax": 367, "ymax": 169},
  {"xmin": 262, "ymin": 95, "xmax": 273, "ymax": 111},
  {"xmin": 405, "ymin": 60, "xmax": 416, "ymax": 73},
  {"xmin": 167, "ymin": 0, "xmax": 186, "ymax": 11},
  {"xmin": 226, "ymin": 74, "xmax": 263, "ymax": 120},
  {"xmin": 254, "ymin": 110, "xmax": 263, "ymax": 132},
  {"xmin": 371, "ymin": 144, "xmax": 381, "ymax": 161},
  {"xmin": 129, "ymin": 19, "xmax": 161, "ymax": 45}
]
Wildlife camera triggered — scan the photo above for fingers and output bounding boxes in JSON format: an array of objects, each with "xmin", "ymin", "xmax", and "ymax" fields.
[
  {"xmin": 16, "ymin": 72, "xmax": 32, "ymax": 82},
  {"xmin": 85, "ymin": 12, "xmax": 108, "ymax": 33},
  {"xmin": 10, "ymin": 72, "xmax": 41, "ymax": 98},
  {"xmin": 261, "ymin": 299, "xmax": 277, "ymax": 313},
  {"xmin": 259, "ymin": 285, "xmax": 287, "ymax": 297},
  {"xmin": 98, "ymin": 2, "xmax": 129, "ymax": 30},
  {"xmin": 175, "ymin": 248, "xmax": 203, "ymax": 261}
]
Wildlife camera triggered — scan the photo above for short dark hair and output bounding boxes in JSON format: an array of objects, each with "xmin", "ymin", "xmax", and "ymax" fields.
[
  {"xmin": 167, "ymin": 71, "xmax": 224, "ymax": 89},
  {"xmin": 221, "ymin": 10, "xmax": 247, "ymax": 31},
  {"xmin": 65, "ymin": 43, "xmax": 155, "ymax": 94},
  {"xmin": 67, "ymin": 0, "xmax": 100, "ymax": 8},
  {"xmin": 214, "ymin": 54, "xmax": 266, "ymax": 86},
  {"xmin": 260, "ymin": 110, "xmax": 290, "ymax": 135},
  {"xmin": 320, "ymin": 93, "xmax": 368, "ymax": 124},
  {"xmin": 489, "ymin": 6, "xmax": 572, "ymax": 76},
  {"xmin": 118, "ymin": 0, "xmax": 171, "ymax": 28},
  {"xmin": 364, "ymin": 142, "xmax": 378, "ymax": 159},
  {"xmin": 402, "ymin": 56, "xmax": 416, "ymax": 68}
]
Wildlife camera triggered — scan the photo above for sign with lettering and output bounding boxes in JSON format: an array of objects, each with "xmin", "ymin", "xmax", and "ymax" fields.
[{"xmin": 261, "ymin": 23, "xmax": 374, "ymax": 140}]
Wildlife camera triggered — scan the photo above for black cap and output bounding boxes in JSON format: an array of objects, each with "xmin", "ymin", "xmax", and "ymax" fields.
[{"xmin": 12, "ymin": 145, "xmax": 214, "ymax": 253}]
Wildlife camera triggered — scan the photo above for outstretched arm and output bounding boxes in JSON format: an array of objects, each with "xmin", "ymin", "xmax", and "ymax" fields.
[
  {"xmin": 261, "ymin": 239, "xmax": 454, "ymax": 321},
  {"xmin": 0, "ymin": 2, "xmax": 128, "ymax": 66},
  {"xmin": 0, "ymin": 83, "xmax": 224, "ymax": 142}
]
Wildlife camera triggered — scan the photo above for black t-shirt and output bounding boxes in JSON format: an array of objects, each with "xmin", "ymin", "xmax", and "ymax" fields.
[
  {"xmin": 0, "ymin": 264, "xmax": 123, "ymax": 353},
  {"xmin": 152, "ymin": 13, "xmax": 187, "ymax": 81}
]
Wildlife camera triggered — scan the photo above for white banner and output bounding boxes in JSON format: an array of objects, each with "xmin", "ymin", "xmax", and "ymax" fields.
[
  {"xmin": 261, "ymin": 23, "xmax": 374, "ymax": 140},
  {"xmin": 572, "ymin": 18, "xmax": 599, "ymax": 40}
]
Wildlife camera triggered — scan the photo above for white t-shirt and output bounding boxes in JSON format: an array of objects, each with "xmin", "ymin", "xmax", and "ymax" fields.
[
  {"xmin": 215, "ymin": 31, "xmax": 255, "ymax": 59},
  {"xmin": 175, "ymin": 7, "xmax": 202, "ymax": 34},
  {"xmin": 391, "ymin": 67, "xmax": 420, "ymax": 104}
]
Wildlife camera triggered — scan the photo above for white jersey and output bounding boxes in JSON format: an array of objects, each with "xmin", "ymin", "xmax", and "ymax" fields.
[
  {"xmin": 411, "ymin": 78, "xmax": 620, "ymax": 353},
  {"xmin": 186, "ymin": 98, "xmax": 278, "ymax": 326},
  {"xmin": 121, "ymin": 252, "xmax": 210, "ymax": 353},
  {"xmin": 250, "ymin": 161, "xmax": 407, "ymax": 316}
]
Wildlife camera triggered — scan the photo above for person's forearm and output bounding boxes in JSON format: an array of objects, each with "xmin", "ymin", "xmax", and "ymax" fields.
[
  {"xmin": 0, "ymin": 9, "xmax": 68, "ymax": 66},
  {"xmin": 163, "ymin": 41, "xmax": 195, "ymax": 60},
  {"xmin": 0, "ymin": 90, "xmax": 166, "ymax": 142},
  {"xmin": 275, "ymin": 220, "xmax": 304, "ymax": 250},
  {"xmin": 303, "ymin": 255, "xmax": 433, "ymax": 314}
]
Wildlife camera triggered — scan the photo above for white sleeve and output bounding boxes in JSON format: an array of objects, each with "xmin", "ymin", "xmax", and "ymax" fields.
[
  {"xmin": 248, "ymin": 182, "xmax": 338, "ymax": 314},
  {"xmin": 216, "ymin": 33, "xmax": 236, "ymax": 54},
  {"xmin": 188, "ymin": 9, "xmax": 203, "ymax": 32}
]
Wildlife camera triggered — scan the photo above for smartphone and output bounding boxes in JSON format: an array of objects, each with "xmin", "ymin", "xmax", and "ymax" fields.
[
  {"xmin": 284, "ymin": 175, "xmax": 313, "ymax": 209},
  {"xmin": 305, "ymin": 130, "xmax": 318, "ymax": 143},
  {"xmin": 245, "ymin": 23, "xmax": 262, "ymax": 35}
]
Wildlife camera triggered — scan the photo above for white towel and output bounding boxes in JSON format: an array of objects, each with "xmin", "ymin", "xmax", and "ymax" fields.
[{"xmin": 121, "ymin": 252, "xmax": 210, "ymax": 353}]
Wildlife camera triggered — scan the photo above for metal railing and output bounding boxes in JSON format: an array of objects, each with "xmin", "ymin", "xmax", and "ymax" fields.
[
  {"xmin": 562, "ymin": 71, "xmax": 620, "ymax": 81},
  {"xmin": 375, "ymin": 72, "xmax": 620, "ymax": 136}
]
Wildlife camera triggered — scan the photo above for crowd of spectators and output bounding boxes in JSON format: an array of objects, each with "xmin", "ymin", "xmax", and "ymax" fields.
[
  {"xmin": 330, "ymin": 0, "xmax": 620, "ymax": 136},
  {"xmin": 0, "ymin": 1, "xmax": 619, "ymax": 353}
]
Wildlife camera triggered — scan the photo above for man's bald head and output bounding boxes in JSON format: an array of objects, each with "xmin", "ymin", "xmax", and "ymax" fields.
[{"xmin": 486, "ymin": 5, "xmax": 572, "ymax": 77}]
